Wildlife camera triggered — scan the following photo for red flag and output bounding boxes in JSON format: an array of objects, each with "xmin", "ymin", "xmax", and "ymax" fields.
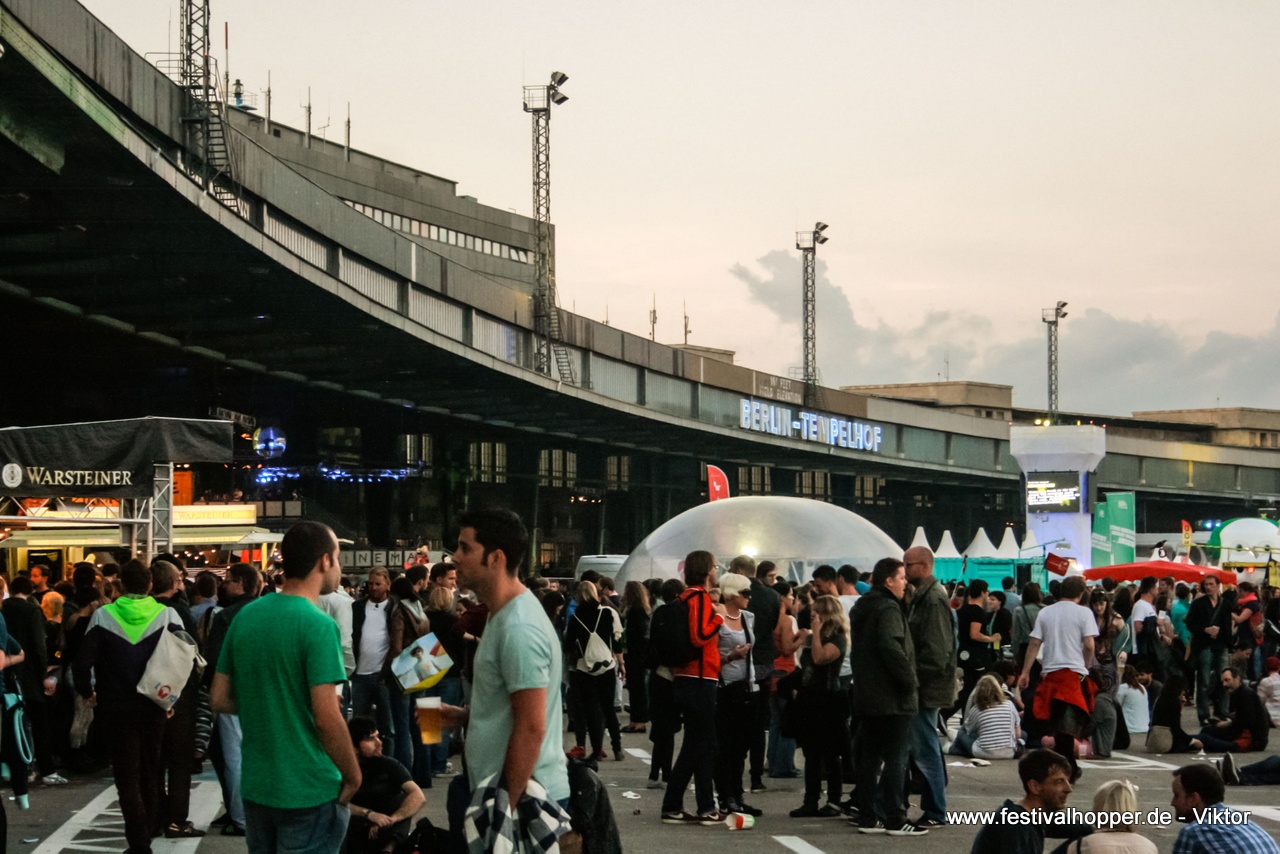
[
  {"xmin": 1045, "ymin": 553, "xmax": 1070, "ymax": 576},
  {"xmin": 707, "ymin": 465, "xmax": 730, "ymax": 502}
]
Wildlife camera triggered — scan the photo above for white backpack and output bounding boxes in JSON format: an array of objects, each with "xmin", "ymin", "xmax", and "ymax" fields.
[
  {"xmin": 137, "ymin": 628, "xmax": 205, "ymax": 711},
  {"xmin": 574, "ymin": 609, "xmax": 615, "ymax": 674}
]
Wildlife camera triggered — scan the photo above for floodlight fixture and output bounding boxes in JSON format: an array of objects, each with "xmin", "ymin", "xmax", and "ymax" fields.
[
  {"xmin": 550, "ymin": 90, "xmax": 569, "ymax": 105},
  {"xmin": 550, "ymin": 71, "xmax": 569, "ymax": 87}
]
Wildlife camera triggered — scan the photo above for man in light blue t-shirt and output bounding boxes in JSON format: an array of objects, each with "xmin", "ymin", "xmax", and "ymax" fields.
[{"xmin": 442, "ymin": 509, "xmax": 569, "ymax": 808}]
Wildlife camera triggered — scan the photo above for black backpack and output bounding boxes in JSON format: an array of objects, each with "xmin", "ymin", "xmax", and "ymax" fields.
[{"xmin": 649, "ymin": 598, "xmax": 697, "ymax": 668}]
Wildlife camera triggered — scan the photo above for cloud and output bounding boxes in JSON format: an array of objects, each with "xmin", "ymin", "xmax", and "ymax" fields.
[{"xmin": 731, "ymin": 251, "xmax": 1280, "ymax": 415}]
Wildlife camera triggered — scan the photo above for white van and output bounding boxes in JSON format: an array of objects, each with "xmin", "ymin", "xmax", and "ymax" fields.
[{"xmin": 574, "ymin": 555, "xmax": 628, "ymax": 582}]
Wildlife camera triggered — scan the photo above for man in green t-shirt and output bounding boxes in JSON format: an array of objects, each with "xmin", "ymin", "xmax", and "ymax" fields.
[
  {"xmin": 212, "ymin": 521, "xmax": 362, "ymax": 854},
  {"xmin": 442, "ymin": 508, "xmax": 570, "ymax": 812}
]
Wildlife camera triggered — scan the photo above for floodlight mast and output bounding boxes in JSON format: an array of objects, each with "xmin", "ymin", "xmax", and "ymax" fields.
[
  {"xmin": 1042, "ymin": 301, "xmax": 1068, "ymax": 423},
  {"xmin": 523, "ymin": 73, "xmax": 575, "ymax": 384},
  {"xmin": 796, "ymin": 222, "xmax": 829, "ymax": 409}
]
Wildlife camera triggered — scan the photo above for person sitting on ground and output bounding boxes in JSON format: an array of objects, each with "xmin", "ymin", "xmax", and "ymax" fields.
[
  {"xmin": 1076, "ymin": 779, "xmax": 1157, "ymax": 854},
  {"xmin": 1220, "ymin": 750, "xmax": 1280, "ymax": 787},
  {"xmin": 1147, "ymin": 674, "xmax": 1195, "ymax": 753},
  {"xmin": 968, "ymin": 748, "xmax": 1093, "ymax": 854},
  {"xmin": 1170, "ymin": 763, "xmax": 1280, "ymax": 854},
  {"xmin": 963, "ymin": 674, "xmax": 1022, "ymax": 760},
  {"xmin": 345, "ymin": 717, "xmax": 426, "ymax": 854},
  {"xmin": 1257, "ymin": 655, "xmax": 1280, "ymax": 728},
  {"xmin": 1190, "ymin": 666, "xmax": 1270, "ymax": 753},
  {"xmin": 1114, "ymin": 665, "xmax": 1150, "ymax": 746}
]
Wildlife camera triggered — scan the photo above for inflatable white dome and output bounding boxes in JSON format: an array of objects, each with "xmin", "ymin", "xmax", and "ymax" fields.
[{"xmin": 615, "ymin": 496, "xmax": 902, "ymax": 585}]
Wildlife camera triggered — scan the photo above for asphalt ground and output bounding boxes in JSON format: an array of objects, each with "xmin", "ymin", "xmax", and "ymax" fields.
[{"xmin": 14, "ymin": 703, "xmax": 1280, "ymax": 854}]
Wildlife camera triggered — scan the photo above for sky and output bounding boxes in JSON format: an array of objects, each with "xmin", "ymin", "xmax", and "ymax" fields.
[{"xmin": 79, "ymin": 1, "xmax": 1280, "ymax": 416}]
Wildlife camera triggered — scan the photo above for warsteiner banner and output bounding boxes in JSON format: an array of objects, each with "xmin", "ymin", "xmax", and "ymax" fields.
[{"xmin": 0, "ymin": 418, "xmax": 233, "ymax": 498}]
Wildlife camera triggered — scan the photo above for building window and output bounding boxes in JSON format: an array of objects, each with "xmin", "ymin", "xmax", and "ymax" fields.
[
  {"xmin": 606, "ymin": 455, "xmax": 630, "ymax": 491},
  {"xmin": 398, "ymin": 433, "xmax": 434, "ymax": 475},
  {"xmin": 737, "ymin": 465, "xmax": 772, "ymax": 496},
  {"xmin": 539, "ymin": 449, "xmax": 577, "ymax": 488},
  {"xmin": 469, "ymin": 441, "xmax": 507, "ymax": 484},
  {"xmin": 855, "ymin": 475, "xmax": 885, "ymax": 505},
  {"xmin": 797, "ymin": 470, "xmax": 830, "ymax": 500}
]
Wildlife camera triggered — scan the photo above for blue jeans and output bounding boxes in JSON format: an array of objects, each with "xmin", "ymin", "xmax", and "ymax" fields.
[
  {"xmin": 1195, "ymin": 648, "xmax": 1230, "ymax": 722},
  {"xmin": 908, "ymin": 707, "xmax": 948, "ymax": 822},
  {"xmin": 425, "ymin": 677, "xmax": 464, "ymax": 777},
  {"xmin": 388, "ymin": 688, "xmax": 415, "ymax": 781},
  {"xmin": 216, "ymin": 714, "xmax": 246, "ymax": 830},
  {"xmin": 351, "ymin": 673, "xmax": 397, "ymax": 763},
  {"xmin": 244, "ymin": 798, "xmax": 349, "ymax": 854},
  {"xmin": 766, "ymin": 693, "xmax": 798, "ymax": 776}
]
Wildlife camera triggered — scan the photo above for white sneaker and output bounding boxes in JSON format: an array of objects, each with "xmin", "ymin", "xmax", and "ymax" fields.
[{"xmin": 41, "ymin": 774, "xmax": 69, "ymax": 786}]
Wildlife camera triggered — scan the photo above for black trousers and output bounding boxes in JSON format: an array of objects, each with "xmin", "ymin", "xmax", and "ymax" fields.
[
  {"xmin": 855, "ymin": 714, "xmax": 912, "ymax": 830},
  {"xmin": 624, "ymin": 655, "xmax": 649, "ymax": 723},
  {"xmin": 160, "ymin": 688, "xmax": 197, "ymax": 826},
  {"xmin": 661, "ymin": 678, "xmax": 718, "ymax": 816},
  {"xmin": 748, "ymin": 677, "xmax": 770, "ymax": 781},
  {"xmin": 569, "ymin": 669, "xmax": 620, "ymax": 755},
  {"xmin": 713, "ymin": 682, "xmax": 755, "ymax": 807},
  {"xmin": 648, "ymin": 673, "xmax": 679, "ymax": 781},
  {"xmin": 101, "ymin": 700, "xmax": 168, "ymax": 852}
]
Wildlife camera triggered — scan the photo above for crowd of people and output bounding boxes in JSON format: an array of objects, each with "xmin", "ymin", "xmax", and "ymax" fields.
[{"xmin": 2, "ymin": 514, "xmax": 1280, "ymax": 853}]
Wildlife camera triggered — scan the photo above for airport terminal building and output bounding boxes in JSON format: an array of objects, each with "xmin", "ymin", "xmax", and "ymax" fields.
[{"xmin": 3, "ymin": 0, "xmax": 1280, "ymax": 573}]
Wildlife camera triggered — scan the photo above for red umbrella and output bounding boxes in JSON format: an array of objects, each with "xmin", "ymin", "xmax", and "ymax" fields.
[{"xmin": 1083, "ymin": 559, "xmax": 1238, "ymax": 586}]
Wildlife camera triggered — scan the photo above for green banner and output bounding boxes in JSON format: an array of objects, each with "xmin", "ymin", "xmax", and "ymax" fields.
[
  {"xmin": 1107, "ymin": 492, "xmax": 1137, "ymax": 565},
  {"xmin": 1092, "ymin": 500, "xmax": 1112, "ymax": 567}
]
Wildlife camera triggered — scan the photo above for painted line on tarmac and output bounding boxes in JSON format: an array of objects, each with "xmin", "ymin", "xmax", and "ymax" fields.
[
  {"xmin": 1234, "ymin": 806, "xmax": 1280, "ymax": 824},
  {"xmin": 1078, "ymin": 751, "xmax": 1180, "ymax": 771},
  {"xmin": 772, "ymin": 835, "xmax": 825, "ymax": 854},
  {"xmin": 34, "ymin": 776, "xmax": 223, "ymax": 854},
  {"xmin": 625, "ymin": 747, "xmax": 653, "ymax": 765}
]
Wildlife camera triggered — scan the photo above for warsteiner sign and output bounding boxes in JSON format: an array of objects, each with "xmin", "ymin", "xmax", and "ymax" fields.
[{"xmin": 0, "ymin": 418, "xmax": 233, "ymax": 498}]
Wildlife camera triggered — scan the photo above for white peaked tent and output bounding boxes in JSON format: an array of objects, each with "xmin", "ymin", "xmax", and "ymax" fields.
[
  {"xmin": 909, "ymin": 527, "xmax": 932, "ymax": 550},
  {"xmin": 995, "ymin": 528, "xmax": 1020, "ymax": 559},
  {"xmin": 936, "ymin": 531, "xmax": 963, "ymax": 559},
  {"xmin": 965, "ymin": 529, "xmax": 999, "ymax": 558},
  {"xmin": 1021, "ymin": 529, "xmax": 1039, "ymax": 555},
  {"xmin": 934, "ymin": 530, "xmax": 964, "ymax": 580}
]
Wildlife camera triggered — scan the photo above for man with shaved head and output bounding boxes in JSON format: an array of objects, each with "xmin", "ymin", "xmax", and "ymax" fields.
[{"xmin": 904, "ymin": 546, "xmax": 956, "ymax": 828}]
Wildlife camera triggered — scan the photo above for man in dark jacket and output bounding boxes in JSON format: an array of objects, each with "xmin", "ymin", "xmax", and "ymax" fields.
[
  {"xmin": 150, "ymin": 560, "xmax": 204, "ymax": 839},
  {"xmin": 850, "ymin": 558, "xmax": 923, "ymax": 836},
  {"xmin": 1192, "ymin": 666, "xmax": 1270, "ymax": 753},
  {"xmin": 203, "ymin": 562, "xmax": 263, "ymax": 836},
  {"xmin": 73, "ymin": 560, "xmax": 186, "ymax": 854},
  {"xmin": 731, "ymin": 554, "xmax": 781, "ymax": 793},
  {"xmin": 2, "ymin": 576, "xmax": 61, "ymax": 783},
  {"xmin": 351, "ymin": 568, "xmax": 402, "ymax": 762},
  {"xmin": 905, "ymin": 546, "xmax": 957, "ymax": 829},
  {"xmin": 1185, "ymin": 576, "xmax": 1234, "ymax": 724}
]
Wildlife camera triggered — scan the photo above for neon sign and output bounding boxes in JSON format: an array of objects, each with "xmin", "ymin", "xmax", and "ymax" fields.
[{"xmin": 739, "ymin": 399, "xmax": 883, "ymax": 453}]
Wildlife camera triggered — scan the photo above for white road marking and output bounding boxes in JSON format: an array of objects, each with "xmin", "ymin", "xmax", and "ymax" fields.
[
  {"xmin": 625, "ymin": 747, "xmax": 653, "ymax": 765},
  {"xmin": 773, "ymin": 836, "xmax": 826, "ymax": 854},
  {"xmin": 35, "ymin": 776, "xmax": 223, "ymax": 854},
  {"xmin": 1234, "ymin": 806, "xmax": 1280, "ymax": 824},
  {"xmin": 1078, "ymin": 751, "xmax": 1180, "ymax": 771}
]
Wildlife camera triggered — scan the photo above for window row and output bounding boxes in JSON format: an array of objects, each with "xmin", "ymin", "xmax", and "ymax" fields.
[{"xmin": 345, "ymin": 200, "xmax": 534, "ymax": 265}]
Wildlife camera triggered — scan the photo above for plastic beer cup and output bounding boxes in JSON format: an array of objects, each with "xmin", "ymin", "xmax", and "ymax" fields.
[{"xmin": 417, "ymin": 697, "xmax": 442, "ymax": 744}]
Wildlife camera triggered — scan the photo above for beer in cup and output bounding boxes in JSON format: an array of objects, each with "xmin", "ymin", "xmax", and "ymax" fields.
[{"xmin": 416, "ymin": 697, "xmax": 442, "ymax": 744}]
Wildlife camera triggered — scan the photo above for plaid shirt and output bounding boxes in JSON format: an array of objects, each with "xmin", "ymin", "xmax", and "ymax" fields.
[
  {"xmin": 464, "ymin": 773, "xmax": 573, "ymax": 854},
  {"xmin": 1172, "ymin": 804, "xmax": 1280, "ymax": 854}
]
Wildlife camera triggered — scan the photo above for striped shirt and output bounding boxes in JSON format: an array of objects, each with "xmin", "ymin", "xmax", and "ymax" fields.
[{"xmin": 964, "ymin": 700, "xmax": 1019, "ymax": 753}]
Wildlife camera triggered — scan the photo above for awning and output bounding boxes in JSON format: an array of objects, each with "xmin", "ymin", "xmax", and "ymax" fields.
[
  {"xmin": 0, "ymin": 528, "xmax": 123, "ymax": 548},
  {"xmin": 171, "ymin": 526, "xmax": 272, "ymax": 546}
]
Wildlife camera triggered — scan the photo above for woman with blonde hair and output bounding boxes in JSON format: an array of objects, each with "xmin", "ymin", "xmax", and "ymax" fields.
[
  {"xmin": 789, "ymin": 594, "xmax": 850, "ymax": 817},
  {"xmin": 564, "ymin": 580, "xmax": 624, "ymax": 760},
  {"xmin": 1077, "ymin": 780, "xmax": 1157, "ymax": 853},
  {"xmin": 963, "ymin": 673, "xmax": 1021, "ymax": 759}
]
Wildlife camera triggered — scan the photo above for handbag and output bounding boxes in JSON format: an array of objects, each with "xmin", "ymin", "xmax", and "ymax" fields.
[{"xmin": 137, "ymin": 629, "xmax": 205, "ymax": 711}]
